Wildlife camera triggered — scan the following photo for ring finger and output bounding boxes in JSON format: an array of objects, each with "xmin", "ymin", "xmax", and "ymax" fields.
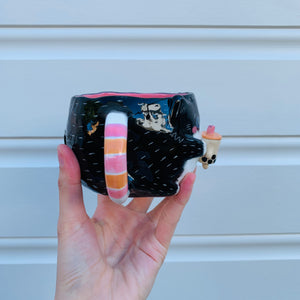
[{"xmin": 127, "ymin": 197, "xmax": 154, "ymax": 213}]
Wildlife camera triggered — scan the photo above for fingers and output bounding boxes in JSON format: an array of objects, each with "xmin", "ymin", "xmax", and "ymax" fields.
[
  {"xmin": 97, "ymin": 193, "xmax": 111, "ymax": 205},
  {"xmin": 92, "ymin": 193, "xmax": 117, "ymax": 222},
  {"xmin": 57, "ymin": 144, "xmax": 88, "ymax": 226},
  {"xmin": 127, "ymin": 197, "xmax": 154, "ymax": 213},
  {"xmin": 149, "ymin": 172, "xmax": 196, "ymax": 249}
]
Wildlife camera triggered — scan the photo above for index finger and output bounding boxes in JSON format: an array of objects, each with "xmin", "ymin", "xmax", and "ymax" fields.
[{"xmin": 57, "ymin": 145, "xmax": 89, "ymax": 228}]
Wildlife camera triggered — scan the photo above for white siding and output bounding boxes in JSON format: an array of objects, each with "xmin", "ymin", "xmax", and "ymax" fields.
[
  {"xmin": 1, "ymin": 0, "xmax": 300, "ymax": 26},
  {"xmin": 1, "ymin": 1, "xmax": 300, "ymax": 299}
]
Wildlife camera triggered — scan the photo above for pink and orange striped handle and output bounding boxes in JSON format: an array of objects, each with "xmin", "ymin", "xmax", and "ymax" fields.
[{"xmin": 104, "ymin": 112, "xmax": 129, "ymax": 203}]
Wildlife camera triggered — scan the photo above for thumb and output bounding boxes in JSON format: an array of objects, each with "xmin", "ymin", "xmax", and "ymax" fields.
[{"xmin": 57, "ymin": 144, "xmax": 88, "ymax": 228}]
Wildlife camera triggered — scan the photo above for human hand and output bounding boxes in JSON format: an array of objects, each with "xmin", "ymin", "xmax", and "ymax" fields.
[{"xmin": 55, "ymin": 144, "xmax": 196, "ymax": 300}]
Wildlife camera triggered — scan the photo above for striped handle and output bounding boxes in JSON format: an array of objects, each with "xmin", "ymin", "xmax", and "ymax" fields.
[{"xmin": 104, "ymin": 112, "xmax": 129, "ymax": 203}]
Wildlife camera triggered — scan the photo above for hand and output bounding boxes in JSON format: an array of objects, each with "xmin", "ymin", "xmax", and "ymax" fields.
[{"xmin": 55, "ymin": 144, "xmax": 196, "ymax": 300}]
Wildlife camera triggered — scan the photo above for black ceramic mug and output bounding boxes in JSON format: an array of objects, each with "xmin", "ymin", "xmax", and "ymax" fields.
[{"xmin": 65, "ymin": 92, "xmax": 220, "ymax": 203}]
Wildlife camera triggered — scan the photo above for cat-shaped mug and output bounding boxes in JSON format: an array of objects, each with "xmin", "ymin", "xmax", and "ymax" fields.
[{"xmin": 64, "ymin": 92, "xmax": 221, "ymax": 203}]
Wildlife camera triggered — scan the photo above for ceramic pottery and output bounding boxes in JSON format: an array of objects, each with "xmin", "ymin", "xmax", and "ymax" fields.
[{"xmin": 65, "ymin": 92, "xmax": 220, "ymax": 203}]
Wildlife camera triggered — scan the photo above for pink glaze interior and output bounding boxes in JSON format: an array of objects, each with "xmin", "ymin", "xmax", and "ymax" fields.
[{"xmin": 82, "ymin": 92, "xmax": 189, "ymax": 99}]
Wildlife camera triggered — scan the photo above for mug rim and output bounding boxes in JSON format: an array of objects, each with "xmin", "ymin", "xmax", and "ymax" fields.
[{"xmin": 77, "ymin": 91, "xmax": 192, "ymax": 99}]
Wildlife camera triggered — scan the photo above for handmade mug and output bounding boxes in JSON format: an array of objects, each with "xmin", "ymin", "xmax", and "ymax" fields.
[{"xmin": 64, "ymin": 92, "xmax": 221, "ymax": 203}]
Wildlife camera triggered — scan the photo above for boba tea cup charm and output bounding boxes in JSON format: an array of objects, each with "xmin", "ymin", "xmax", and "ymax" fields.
[
  {"xmin": 65, "ymin": 92, "xmax": 221, "ymax": 203},
  {"xmin": 199, "ymin": 125, "xmax": 222, "ymax": 169}
]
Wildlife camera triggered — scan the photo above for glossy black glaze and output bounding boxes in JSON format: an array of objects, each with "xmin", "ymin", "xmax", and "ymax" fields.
[{"xmin": 65, "ymin": 92, "xmax": 205, "ymax": 197}]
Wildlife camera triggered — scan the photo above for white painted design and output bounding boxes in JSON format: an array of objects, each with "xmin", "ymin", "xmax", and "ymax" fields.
[
  {"xmin": 104, "ymin": 170, "xmax": 127, "ymax": 176},
  {"xmin": 137, "ymin": 103, "xmax": 171, "ymax": 132},
  {"xmin": 105, "ymin": 110, "xmax": 127, "ymax": 125},
  {"xmin": 176, "ymin": 157, "xmax": 198, "ymax": 186}
]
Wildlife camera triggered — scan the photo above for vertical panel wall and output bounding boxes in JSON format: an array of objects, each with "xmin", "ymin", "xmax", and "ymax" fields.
[{"xmin": 1, "ymin": 1, "xmax": 300, "ymax": 299}]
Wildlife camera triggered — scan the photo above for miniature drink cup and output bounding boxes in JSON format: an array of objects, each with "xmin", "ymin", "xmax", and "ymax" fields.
[
  {"xmin": 64, "ymin": 92, "xmax": 221, "ymax": 203},
  {"xmin": 199, "ymin": 125, "xmax": 222, "ymax": 169}
]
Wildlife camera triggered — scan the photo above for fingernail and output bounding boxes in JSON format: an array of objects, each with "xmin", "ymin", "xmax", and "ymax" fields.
[{"xmin": 57, "ymin": 146, "xmax": 64, "ymax": 168}]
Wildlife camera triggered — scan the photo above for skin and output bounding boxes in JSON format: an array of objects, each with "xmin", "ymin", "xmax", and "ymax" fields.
[{"xmin": 55, "ymin": 144, "xmax": 196, "ymax": 300}]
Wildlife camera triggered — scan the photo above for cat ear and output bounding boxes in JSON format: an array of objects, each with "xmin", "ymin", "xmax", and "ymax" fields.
[{"xmin": 169, "ymin": 99, "xmax": 181, "ymax": 127}]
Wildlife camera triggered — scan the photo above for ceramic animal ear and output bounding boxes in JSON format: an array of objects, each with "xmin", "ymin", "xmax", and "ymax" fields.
[{"xmin": 169, "ymin": 100, "xmax": 181, "ymax": 125}]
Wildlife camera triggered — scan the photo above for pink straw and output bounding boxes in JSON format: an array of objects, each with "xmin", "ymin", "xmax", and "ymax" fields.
[{"xmin": 207, "ymin": 125, "xmax": 215, "ymax": 135}]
